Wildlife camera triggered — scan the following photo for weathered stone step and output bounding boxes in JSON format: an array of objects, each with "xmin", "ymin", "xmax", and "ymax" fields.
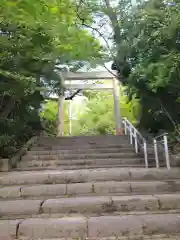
[
  {"xmin": 17, "ymin": 161, "xmax": 145, "ymax": 169},
  {"xmin": 38, "ymin": 135, "xmax": 124, "ymax": 139},
  {"xmin": 2, "ymin": 168, "xmax": 180, "ymax": 186},
  {"xmin": 28, "ymin": 147, "xmax": 135, "ymax": 155},
  {"xmin": 36, "ymin": 141, "xmax": 130, "ymax": 147},
  {"xmin": 1, "ymin": 194, "xmax": 180, "ymax": 219},
  {"xmin": 2, "ymin": 214, "xmax": 180, "ymax": 239},
  {"xmin": 18, "ymin": 158, "xmax": 142, "ymax": 169},
  {"xmin": 32, "ymin": 143, "xmax": 131, "ymax": 150},
  {"xmin": 22, "ymin": 152, "xmax": 140, "ymax": 161},
  {"xmin": 18, "ymin": 158, "xmax": 167, "ymax": 169},
  {"xmin": 15, "ymin": 162, "xmax": 172, "ymax": 171},
  {"xmin": 15, "ymin": 164, "xmax": 146, "ymax": 171},
  {"xmin": 13, "ymin": 236, "xmax": 180, "ymax": 240},
  {"xmin": 1, "ymin": 180, "xmax": 180, "ymax": 200},
  {"xmin": 21, "ymin": 157, "xmax": 166, "ymax": 168},
  {"xmin": 36, "ymin": 135, "xmax": 128, "ymax": 143}
]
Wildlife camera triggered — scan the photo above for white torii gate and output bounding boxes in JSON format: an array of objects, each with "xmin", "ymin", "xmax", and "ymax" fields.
[{"xmin": 57, "ymin": 71, "xmax": 123, "ymax": 136}]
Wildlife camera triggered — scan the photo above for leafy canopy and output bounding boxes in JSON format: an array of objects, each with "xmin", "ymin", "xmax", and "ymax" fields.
[{"xmin": 0, "ymin": 0, "xmax": 103, "ymax": 157}]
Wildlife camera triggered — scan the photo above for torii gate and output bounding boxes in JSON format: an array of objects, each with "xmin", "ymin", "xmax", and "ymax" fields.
[{"xmin": 57, "ymin": 71, "xmax": 123, "ymax": 136}]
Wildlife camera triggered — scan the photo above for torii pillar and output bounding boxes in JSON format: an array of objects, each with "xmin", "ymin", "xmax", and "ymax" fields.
[
  {"xmin": 57, "ymin": 94, "xmax": 64, "ymax": 137},
  {"xmin": 57, "ymin": 71, "xmax": 123, "ymax": 136},
  {"xmin": 113, "ymin": 77, "xmax": 123, "ymax": 135},
  {"xmin": 57, "ymin": 72, "xmax": 65, "ymax": 137}
]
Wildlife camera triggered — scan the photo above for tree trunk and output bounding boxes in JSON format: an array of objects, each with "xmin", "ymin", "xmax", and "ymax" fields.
[
  {"xmin": 0, "ymin": 98, "xmax": 15, "ymax": 119},
  {"xmin": 103, "ymin": 0, "xmax": 121, "ymax": 43}
]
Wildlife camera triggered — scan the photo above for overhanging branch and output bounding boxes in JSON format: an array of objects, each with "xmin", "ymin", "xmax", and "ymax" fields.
[{"xmin": 65, "ymin": 89, "xmax": 82, "ymax": 100}]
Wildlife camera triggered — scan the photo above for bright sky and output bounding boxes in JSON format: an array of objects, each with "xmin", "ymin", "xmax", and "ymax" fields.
[{"xmin": 90, "ymin": 0, "xmax": 137, "ymax": 72}]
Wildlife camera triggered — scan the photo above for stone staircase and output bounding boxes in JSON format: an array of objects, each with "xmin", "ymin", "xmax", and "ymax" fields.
[{"xmin": 1, "ymin": 135, "xmax": 180, "ymax": 239}]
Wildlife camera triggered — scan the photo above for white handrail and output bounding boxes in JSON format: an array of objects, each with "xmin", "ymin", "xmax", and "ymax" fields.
[
  {"xmin": 153, "ymin": 134, "xmax": 170, "ymax": 169},
  {"xmin": 122, "ymin": 117, "xmax": 170, "ymax": 169},
  {"xmin": 123, "ymin": 118, "xmax": 146, "ymax": 142},
  {"xmin": 122, "ymin": 117, "xmax": 148, "ymax": 168},
  {"xmin": 154, "ymin": 133, "xmax": 168, "ymax": 139}
]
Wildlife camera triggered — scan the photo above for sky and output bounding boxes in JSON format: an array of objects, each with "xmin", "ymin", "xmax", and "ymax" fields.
[{"xmin": 89, "ymin": 0, "xmax": 137, "ymax": 72}]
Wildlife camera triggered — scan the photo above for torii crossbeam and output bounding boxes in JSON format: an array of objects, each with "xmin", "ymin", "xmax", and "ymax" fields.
[{"xmin": 57, "ymin": 71, "xmax": 123, "ymax": 136}]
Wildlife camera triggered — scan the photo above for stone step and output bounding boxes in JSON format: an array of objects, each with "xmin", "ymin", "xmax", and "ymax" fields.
[
  {"xmin": 36, "ymin": 143, "xmax": 130, "ymax": 148},
  {"xmin": 18, "ymin": 158, "xmax": 167, "ymax": 169},
  {"xmin": 28, "ymin": 147, "xmax": 135, "ymax": 155},
  {"xmin": 15, "ymin": 163, "xmax": 167, "ymax": 171},
  {"xmin": 36, "ymin": 135, "xmax": 128, "ymax": 143},
  {"xmin": 2, "ymin": 214, "xmax": 180, "ymax": 239},
  {"xmin": 36, "ymin": 141, "xmax": 130, "ymax": 147},
  {"xmin": 12, "ymin": 236, "xmax": 180, "ymax": 240},
  {"xmin": 37, "ymin": 135, "xmax": 124, "ymax": 139},
  {"xmin": 1, "ymin": 194, "xmax": 180, "ymax": 219},
  {"xmin": 32, "ymin": 143, "xmax": 131, "ymax": 150},
  {"xmin": 21, "ymin": 156, "xmax": 165, "ymax": 167},
  {"xmin": 1, "ymin": 180, "xmax": 180, "ymax": 200},
  {"xmin": 22, "ymin": 152, "xmax": 140, "ymax": 161},
  {"xmin": 2, "ymin": 168, "xmax": 180, "ymax": 186},
  {"xmin": 17, "ymin": 161, "xmax": 145, "ymax": 169},
  {"xmin": 18, "ymin": 158, "xmax": 143, "ymax": 168}
]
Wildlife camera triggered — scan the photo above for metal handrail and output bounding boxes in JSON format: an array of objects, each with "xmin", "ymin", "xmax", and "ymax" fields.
[
  {"xmin": 154, "ymin": 133, "xmax": 168, "ymax": 139},
  {"xmin": 123, "ymin": 118, "xmax": 146, "ymax": 141},
  {"xmin": 153, "ymin": 133, "xmax": 170, "ymax": 169},
  {"xmin": 122, "ymin": 117, "xmax": 148, "ymax": 168},
  {"xmin": 122, "ymin": 117, "xmax": 170, "ymax": 169}
]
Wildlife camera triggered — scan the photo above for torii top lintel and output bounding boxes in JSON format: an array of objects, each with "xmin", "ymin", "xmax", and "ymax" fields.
[{"xmin": 62, "ymin": 71, "xmax": 116, "ymax": 81}]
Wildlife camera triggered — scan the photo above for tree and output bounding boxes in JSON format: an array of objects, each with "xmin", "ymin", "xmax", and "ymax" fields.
[
  {"xmin": 40, "ymin": 100, "xmax": 71, "ymax": 136},
  {"xmin": 113, "ymin": 0, "xmax": 180, "ymax": 135},
  {"xmin": 0, "ymin": 0, "xmax": 103, "ymax": 157},
  {"xmin": 78, "ymin": 0, "xmax": 180, "ymax": 138},
  {"xmin": 72, "ymin": 89, "xmax": 141, "ymax": 135}
]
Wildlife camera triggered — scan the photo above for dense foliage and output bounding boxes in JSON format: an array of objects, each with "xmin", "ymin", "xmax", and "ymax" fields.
[
  {"xmin": 113, "ymin": 0, "xmax": 180, "ymax": 138},
  {"xmin": 80, "ymin": 0, "xmax": 180, "ymax": 140},
  {"xmin": 40, "ymin": 100, "xmax": 71, "ymax": 136},
  {"xmin": 65, "ymin": 89, "xmax": 140, "ymax": 135},
  {"xmin": 0, "ymin": 0, "xmax": 102, "ymax": 157},
  {"xmin": 1, "ymin": 0, "xmax": 180, "ymax": 157}
]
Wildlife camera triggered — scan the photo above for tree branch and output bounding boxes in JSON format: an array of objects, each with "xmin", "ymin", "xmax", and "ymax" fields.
[
  {"xmin": 76, "ymin": 11, "xmax": 115, "ymax": 59},
  {"xmin": 65, "ymin": 89, "xmax": 82, "ymax": 100},
  {"xmin": 161, "ymin": 104, "xmax": 180, "ymax": 136},
  {"xmin": 103, "ymin": 63, "xmax": 118, "ymax": 78}
]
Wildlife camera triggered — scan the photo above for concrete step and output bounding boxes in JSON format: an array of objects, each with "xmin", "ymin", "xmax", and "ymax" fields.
[
  {"xmin": 1, "ymin": 180, "xmax": 180, "ymax": 200},
  {"xmin": 11, "ymin": 236, "xmax": 180, "ymax": 240},
  {"xmin": 36, "ymin": 135, "xmax": 129, "ymax": 143},
  {"xmin": 17, "ymin": 161, "xmax": 145, "ymax": 169},
  {"xmin": 22, "ymin": 152, "xmax": 140, "ymax": 161},
  {"xmin": 18, "ymin": 158, "xmax": 142, "ymax": 168},
  {"xmin": 14, "ymin": 163, "xmax": 169, "ymax": 171},
  {"xmin": 2, "ymin": 214, "xmax": 180, "ymax": 239},
  {"xmin": 32, "ymin": 143, "xmax": 131, "ymax": 150},
  {"xmin": 27, "ymin": 147, "xmax": 135, "ymax": 155},
  {"xmin": 36, "ymin": 143, "xmax": 130, "ymax": 148},
  {"xmin": 21, "ymin": 156, "xmax": 166, "ymax": 167},
  {"xmin": 18, "ymin": 158, "xmax": 167, "ymax": 169},
  {"xmin": 2, "ymin": 168, "xmax": 180, "ymax": 186},
  {"xmin": 37, "ymin": 135, "xmax": 125, "ymax": 139},
  {"xmin": 1, "ymin": 194, "xmax": 180, "ymax": 219}
]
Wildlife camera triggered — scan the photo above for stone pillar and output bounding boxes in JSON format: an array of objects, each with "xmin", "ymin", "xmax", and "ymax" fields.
[
  {"xmin": 57, "ymin": 95, "xmax": 64, "ymax": 137},
  {"xmin": 69, "ymin": 100, "xmax": 72, "ymax": 136},
  {"xmin": 0, "ymin": 158, "xmax": 12, "ymax": 172},
  {"xmin": 113, "ymin": 77, "xmax": 123, "ymax": 135}
]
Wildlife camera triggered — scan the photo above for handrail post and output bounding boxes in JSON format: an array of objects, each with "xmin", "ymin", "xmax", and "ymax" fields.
[
  {"xmin": 153, "ymin": 139, "xmax": 159, "ymax": 168},
  {"xmin": 124, "ymin": 120, "xmax": 127, "ymax": 135},
  {"xmin": 163, "ymin": 135, "xmax": 170, "ymax": 169},
  {"xmin": 130, "ymin": 125, "xmax": 133, "ymax": 145},
  {"xmin": 143, "ymin": 141, "xmax": 148, "ymax": 168},
  {"xmin": 134, "ymin": 131, "xmax": 138, "ymax": 153}
]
